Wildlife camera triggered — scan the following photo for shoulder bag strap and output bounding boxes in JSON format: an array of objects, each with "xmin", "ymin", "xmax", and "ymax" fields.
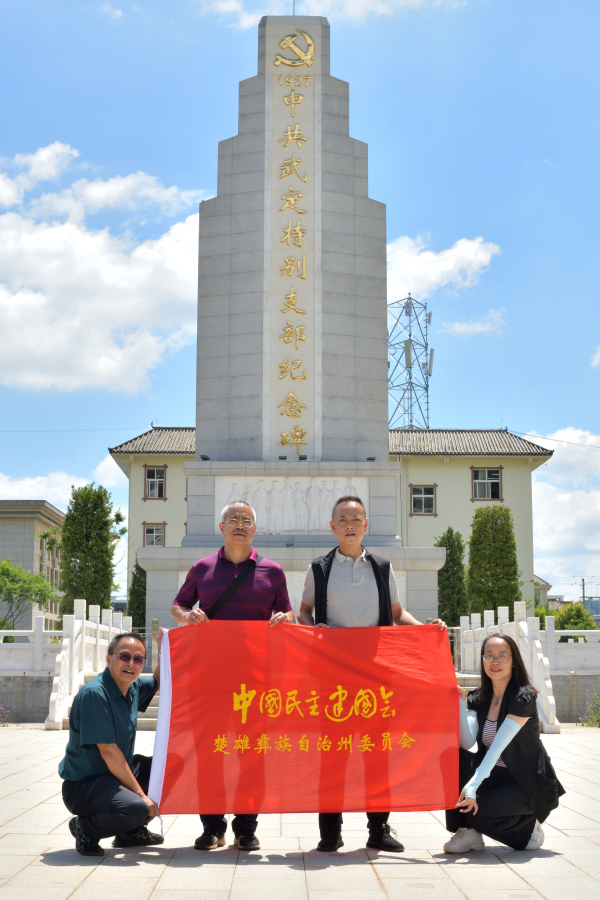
[{"xmin": 206, "ymin": 554, "xmax": 263, "ymax": 620}]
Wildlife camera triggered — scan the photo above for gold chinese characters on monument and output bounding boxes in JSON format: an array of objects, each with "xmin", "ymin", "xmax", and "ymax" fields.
[{"xmin": 273, "ymin": 31, "xmax": 315, "ymax": 455}]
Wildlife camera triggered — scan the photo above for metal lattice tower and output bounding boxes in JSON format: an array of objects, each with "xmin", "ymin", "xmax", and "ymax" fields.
[{"xmin": 388, "ymin": 294, "xmax": 434, "ymax": 430}]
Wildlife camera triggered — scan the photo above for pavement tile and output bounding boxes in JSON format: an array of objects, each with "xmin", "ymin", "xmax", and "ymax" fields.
[
  {"xmin": 308, "ymin": 893, "xmax": 385, "ymax": 900},
  {"xmin": 445, "ymin": 866, "xmax": 531, "ymax": 890},
  {"xmin": 305, "ymin": 867, "xmax": 380, "ymax": 889},
  {"xmin": 154, "ymin": 864, "xmax": 235, "ymax": 890},
  {"xmin": 149, "ymin": 892, "xmax": 229, "ymax": 900},
  {"xmin": 523, "ymin": 875, "xmax": 600, "ymax": 899},
  {"xmin": 461, "ymin": 892, "xmax": 544, "ymax": 900},
  {"xmin": 381, "ymin": 879, "xmax": 467, "ymax": 898},
  {"xmin": 0, "ymin": 888, "xmax": 74, "ymax": 900},
  {"xmin": 70, "ymin": 876, "xmax": 159, "ymax": 899},
  {"xmin": 229, "ymin": 879, "xmax": 308, "ymax": 899}
]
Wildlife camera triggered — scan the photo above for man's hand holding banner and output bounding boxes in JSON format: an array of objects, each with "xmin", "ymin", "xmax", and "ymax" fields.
[{"xmin": 149, "ymin": 622, "xmax": 458, "ymax": 814}]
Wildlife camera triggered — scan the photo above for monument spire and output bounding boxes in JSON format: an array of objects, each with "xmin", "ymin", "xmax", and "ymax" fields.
[{"xmin": 196, "ymin": 16, "xmax": 389, "ymax": 464}]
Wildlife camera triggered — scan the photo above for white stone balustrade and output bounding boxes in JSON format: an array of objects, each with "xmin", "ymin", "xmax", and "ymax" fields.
[{"xmin": 1, "ymin": 601, "xmax": 132, "ymax": 728}]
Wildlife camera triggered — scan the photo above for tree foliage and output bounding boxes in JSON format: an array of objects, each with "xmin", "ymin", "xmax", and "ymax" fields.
[
  {"xmin": 434, "ymin": 527, "xmax": 468, "ymax": 626},
  {"xmin": 45, "ymin": 484, "xmax": 126, "ymax": 616},
  {"xmin": 0, "ymin": 558, "xmax": 55, "ymax": 629},
  {"xmin": 127, "ymin": 558, "xmax": 146, "ymax": 630},
  {"xmin": 467, "ymin": 505, "xmax": 521, "ymax": 617},
  {"xmin": 553, "ymin": 603, "xmax": 598, "ymax": 642}
]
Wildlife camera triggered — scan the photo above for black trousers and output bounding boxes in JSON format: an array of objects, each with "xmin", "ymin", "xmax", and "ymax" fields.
[
  {"xmin": 200, "ymin": 813, "xmax": 258, "ymax": 837},
  {"xmin": 62, "ymin": 754, "xmax": 153, "ymax": 843},
  {"xmin": 445, "ymin": 748, "xmax": 536, "ymax": 851},
  {"xmin": 319, "ymin": 811, "xmax": 389, "ymax": 836}
]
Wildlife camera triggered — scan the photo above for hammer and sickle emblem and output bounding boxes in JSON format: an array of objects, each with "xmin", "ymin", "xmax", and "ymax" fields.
[{"xmin": 274, "ymin": 29, "xmax": 315, "ymax": 68}]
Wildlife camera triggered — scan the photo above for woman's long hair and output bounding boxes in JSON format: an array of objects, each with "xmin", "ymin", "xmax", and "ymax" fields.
[{"xmin": 476, "ymin": 633, "xmax": 538, "ymax": 704}]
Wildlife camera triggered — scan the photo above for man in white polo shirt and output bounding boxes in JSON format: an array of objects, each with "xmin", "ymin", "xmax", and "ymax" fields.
[{"xmin": 297, "ymin": 495, "xmax": 446, "ymax": 853}]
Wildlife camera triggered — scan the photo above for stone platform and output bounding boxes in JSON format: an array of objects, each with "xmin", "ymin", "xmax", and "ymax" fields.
[{"xmin": 0, "ymin": 725, "xmax": 599, "ymax": 899}]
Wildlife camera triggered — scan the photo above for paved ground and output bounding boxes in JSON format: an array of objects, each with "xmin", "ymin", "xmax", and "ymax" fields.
[{"xmin": 0, "ymin": 725, "xmax": 599, "ymax": 900}]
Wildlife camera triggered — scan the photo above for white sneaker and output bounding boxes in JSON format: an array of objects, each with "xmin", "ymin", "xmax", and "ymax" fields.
[
  {"xmin": 443, "ymin": 828, "xmax": 485, "ymax": 853},
  {"xmin": 525, "ymin": 821, "xmax": 544, "ymax": 851}
]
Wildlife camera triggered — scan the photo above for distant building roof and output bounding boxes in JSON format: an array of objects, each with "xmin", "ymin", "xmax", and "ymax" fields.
[
  {"xmin": 0, "ymin": 500, "xmax": 65, "ymax": 521},
  {"xmin": 534, "ymin": 575, "xmax": 552, "ymax": 589},
  {"xmin": 389, "ymin": 429, "xmax": 553, "ymax": 457},
  {"xmin": 109, "ymin": 427, "xmax": 196, "ymax": 456}
]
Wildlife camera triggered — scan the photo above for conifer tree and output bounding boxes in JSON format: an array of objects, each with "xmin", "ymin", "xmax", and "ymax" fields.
[
  {"xmin": 56, "ymin": 484, "xmax": 126, "ymax": 615},
  {"xmin": 434, "ymin": 527, "xmax": 468, "ymax": 626},
  {"xmin": 467, "ymin": 505, "xmax": 521, "ymax": 617},
  {"xmin": 127, "ymin": 558, "xmax": 147, "ymax": 630}
]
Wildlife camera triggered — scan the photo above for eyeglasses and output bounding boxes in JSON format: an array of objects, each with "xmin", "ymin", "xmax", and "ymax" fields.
[
  {"xmin": 114, "ymin": 651, "xmax": 146, "ymax": 666},
  {"xmin": 223, "ymin": 517, "xmax": 254, "ymax": 527},
  {"xmin": 482, "ymin": 653, "xmax": 512, "ymax": 663}
]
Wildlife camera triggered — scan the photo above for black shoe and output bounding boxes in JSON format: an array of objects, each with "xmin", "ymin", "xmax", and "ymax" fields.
[
  {"xmin": 69, "ymin": 817, "xmax": 104, "ymax": 857},
  {"xmin": 112, "ymin": 825, "xmax": 164, "ymax": 847},
  {"xmin": 366, "ymin": 824, "xmax": 404, "ymax": 852},
  {"xmin": 195, "ymin": 831, "xmax": 226, "ymax": 850},
  {"xmin": 234, "ymin": 833, "xmax": 260, "ymax": 850},
  {"xmin": 316, "ymin": 832, "xmax": 344, "ymax": 852}
]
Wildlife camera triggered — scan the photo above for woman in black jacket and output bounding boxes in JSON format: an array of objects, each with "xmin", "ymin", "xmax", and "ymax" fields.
[{"xmin": 444, "ymin": 633, "xmax": 564, "ymax": 853}]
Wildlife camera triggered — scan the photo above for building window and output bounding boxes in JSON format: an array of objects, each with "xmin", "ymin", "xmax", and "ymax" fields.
[
  {"xmin": 144, "ymin": 466, "xmax": 166, "ymax": 499},
  {"xmin": 144, "ymin": 523, "xmax": 166, "ymax": 547},
  {"xmin": 409, "ymin": 485, "xmax": 437, "ymax": 517},
  {"xmin": 471, "ymin": 467, "xmax": 503, "ymax": 501}
]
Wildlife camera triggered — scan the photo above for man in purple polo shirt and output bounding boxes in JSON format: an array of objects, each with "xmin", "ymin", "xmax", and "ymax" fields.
[{"xmin": 171, "ymin": 498, "xmax": 293, "ymax": 852}]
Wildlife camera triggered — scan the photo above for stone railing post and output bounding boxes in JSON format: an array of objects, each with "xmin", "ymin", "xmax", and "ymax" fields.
[
  {"xmin": 62, "ymin": 614, "xmax": 75, "ymax": 696},
  {"xmin": 470, "ymin": 613, "xmax": 481, "ymax": 629},
  {"xmin": 102, "ymin": 608, "xmax": 113, "ymax": 651},
  {"xmin": 33, "ymin": 614, "xmax": 44, "ymax": 671},
  {"xmin": 123, "ymin": 615, "xmax": 132, "ymax": 632},
  {"xmin": 483, "ymin": 609, "xmax": 495, "ymax": 631},
  {"xmin": 88, "ymin": 605, "xmax": 100, "ymax": 672},
  {"xmin": 497, "ymin": 606, "xmax": 510, "ymax": 628},
  {"xmin": 514, "ymin": 601, "xmax": 527, "ymax": 623},
  {"xmin": 113, "ymin": 612, "xmax": 123, "ymax": 632},
  {"xmin": 74, "ymin": 599, "xmax": 86, "ymax": 674},
  {"xmin": 545, "ymin": 616, "xmax": 556, "ymax": 670},
  {"xmin": 152, "ymin": 618, "xmax": 159, "ymax": 671}
]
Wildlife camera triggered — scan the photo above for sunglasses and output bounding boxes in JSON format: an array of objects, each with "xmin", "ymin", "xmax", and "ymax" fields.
[{"xmin": 114, "ymin": 651, "xmax": 146, "ymax": 666}]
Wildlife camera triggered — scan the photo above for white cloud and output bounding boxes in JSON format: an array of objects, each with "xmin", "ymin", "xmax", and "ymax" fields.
[
  {"xmin": 100, "ymin": 4, "xmax": 123, "ymax": 18},
  {"xmin": 592, "ymin": 346, "xmax": 600, "ymax": 367},
  {"xmin": 0, "ymin": 212, "xmax": 199, "ymax": 392},
  {"xmin": 439, "ymin": 308, "xmax": 505, "ymax": 337},
  {"xmin": 0, "ymin": 142, "xmax": 78, "ymax": 209},
  {"xmin": 533, "ymin": 479, "xmax": 600, "ymax": 601},
  {"xmin": 0, "ymin": 471, "xmax": 88, "ymax": 510},
  {"xmin": 92, "ymin": 454, "xmax": 129, "ymax": 489},
  {"xmin": 387, "ymin": 234, "xmax": 500, "ymax": 304},
  {"xmin": 31, "ymin": 172, "xmax": 203, "ymax": 223},
  {"xmin": 529, "ymin": 427, "xmax": 600, "ymax": 488},
  {"xmin": 198, "ymin": 0, "xmax": 463, "ymax": 30},
  {"xmin": 531, "ymin": 427, "xmax": 600, "ymax": 600},
  {"xmin": 0, "ymin": 142, "xmax": 207, "ymax": 393}
]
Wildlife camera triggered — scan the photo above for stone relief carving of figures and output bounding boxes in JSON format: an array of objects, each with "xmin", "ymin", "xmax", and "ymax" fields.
[
  {"xmin": 217, "ymin": 477, "xmax": 365, "ymax": 536},
  {"xmin": 268, "ymin": 481, "xmax": 283, "ymax": 534},
  {"xmin": 253, "ymin": 480, "xmax": 269, "ymax": 534},
  {"xmin": 292, "ymin": 482, "xmax": 308, "ymax": 531},
  {"xmin": 344, "ymin": 477, "xmax": 357, "ymax": 497},
  {"xmin": 281, "ymin": 476, "xmax": 295, "ymax": 532},
  {"xmin": 226, "ymin": 483, "xmax": 241, "ymax": 504},
  {"xmin": 331, "ymin": 480, "xmax": 343, "ymax": 506},
  {"xmin": 306, "ymin": 477, "xmax": 321, "ymax": 532},
  {"xmin": 319, "ymin": 480, "xmax": 331, "ymax": 531}
]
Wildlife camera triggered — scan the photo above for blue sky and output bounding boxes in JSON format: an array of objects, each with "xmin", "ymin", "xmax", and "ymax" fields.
[{"xmin": 0, "ymin": 0, "xmax": 599, "ymax": 600}]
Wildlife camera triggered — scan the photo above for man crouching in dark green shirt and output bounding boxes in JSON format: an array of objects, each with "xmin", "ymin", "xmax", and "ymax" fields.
[{"xmin": 59, "ymin": 630, "xmax": 163, "ymax": 856}]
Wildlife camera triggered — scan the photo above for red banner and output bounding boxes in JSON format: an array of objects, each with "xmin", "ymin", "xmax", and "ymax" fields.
[{"xmin": 152, "ymin": 622, "xmax": 458, "ymax": 814}]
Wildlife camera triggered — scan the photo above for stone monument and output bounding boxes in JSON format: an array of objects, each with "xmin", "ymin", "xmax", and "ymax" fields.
[{"xmin": 139, "ymin": 16, "xmax": 445, "ymax": 626}]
